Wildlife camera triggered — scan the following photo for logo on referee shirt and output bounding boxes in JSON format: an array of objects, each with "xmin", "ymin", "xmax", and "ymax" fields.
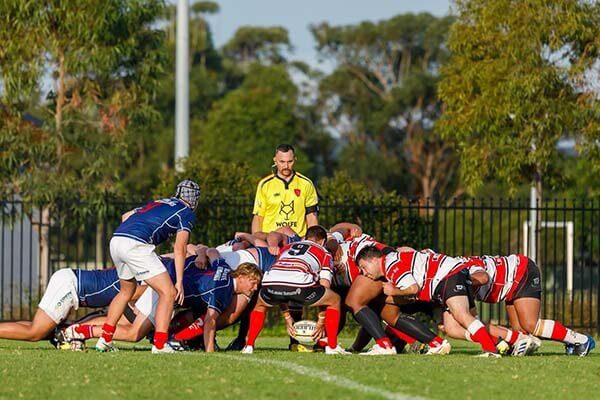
[
  {"xmin": 294, "ymin": 189, "xmax": 301, "ymax": 197},
  {"xmin": 279, "ymin": 200, "xmax": 295, "ymax": 221}
]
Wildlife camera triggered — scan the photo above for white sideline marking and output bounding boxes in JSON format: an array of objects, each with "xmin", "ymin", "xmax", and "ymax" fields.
[{"xmin": 216, "ymin": 354, "xmax": 425, "ymax": 400}]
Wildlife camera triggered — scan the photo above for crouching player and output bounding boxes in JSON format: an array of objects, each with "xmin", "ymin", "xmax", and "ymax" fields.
[
  {"xmin": 356, "ymin": 246, "xmax": 501, "ymax": 357},
  {"xmin": 467, "ymin": 254, "xmax": 594, "ymax": 356},
  {"xmin": 242, "ymin": 225, "xmax": 350, "ymax": 355},
  {"xmin": 66, "ymin": 252, "xmax": 262, "ymax": 353},
  {"xmin": 0, "ymin": 266, "xmax": 143, "ymax": 346}
]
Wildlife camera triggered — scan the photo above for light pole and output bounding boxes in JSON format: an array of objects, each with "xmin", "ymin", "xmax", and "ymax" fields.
[{"xmin": 175, "ymin": 0, "xmax": 189, "ymax": 172}]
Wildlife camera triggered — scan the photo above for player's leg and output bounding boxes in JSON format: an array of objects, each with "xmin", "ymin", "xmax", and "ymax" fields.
[
  {"xmin": 505, "ymin": 304, "xmax": 524, "ymax": 331},
  {"xmin": 381, "ymin": 303, "xmax": 448, "ymax": 354},
  {"xmin": 98, "ymin": 277, "xmax": 136, "ymax": 350},
  {"xmin": 442, "ymin": 271, "xmax": 498, "ymax": 355},
  {"xmin": 243, "ymin": 291, "xmax": 273, "ymax": 352},
  {"xmin": 144, "ymin": 271, "xmax": 177, "ymax": 351},
  {"xmin": 1, "ymin": 268, "xmax": 78, "ymax": 343},
  {"xmin": 310, "ymin": 287, "xmax": 349, "ymax": 354},
  {"xmin": 0, "ymin": 309, "xmax": 57, "ymax": 342},
  {"xmin": 515, "ymin": 297, "xmax": 593, "ymax": 355},
  {"xmin": 346, "ymin": 275, "xmax": 395, "ymax": 353}
]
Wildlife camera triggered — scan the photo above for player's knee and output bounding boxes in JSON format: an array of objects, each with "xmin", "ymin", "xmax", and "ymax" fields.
[
  {"xmin": 156, "ymin": 285, "xmax": 177, "ymax": 300},
  {"xmin": 520, "ymin": 319, "xmax": 537, "ymax": 334},
  {"xmin": 29, "ymin": 328, "xmax": 50, "ymax": 341}
]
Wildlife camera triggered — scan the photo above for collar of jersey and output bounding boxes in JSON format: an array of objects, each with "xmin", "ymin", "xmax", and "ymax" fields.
[{"xmin": 274, "ymin": 171, "xmax": 296, "ymax": 189}]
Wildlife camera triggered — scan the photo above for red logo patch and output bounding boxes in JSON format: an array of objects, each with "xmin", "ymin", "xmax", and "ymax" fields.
[{"xmin": 294, "ymin": 189, "xmax": 301, "ymax": 197}]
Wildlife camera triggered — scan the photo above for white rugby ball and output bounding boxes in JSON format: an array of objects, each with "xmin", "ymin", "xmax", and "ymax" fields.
[{"xmin": 293, "ymin": 320, "xmax": 317, "ymax": 344}]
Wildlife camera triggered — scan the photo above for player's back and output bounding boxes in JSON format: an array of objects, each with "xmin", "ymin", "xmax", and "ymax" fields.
[
  {"xmin": 113, "ymin": 197, "xmax": 195, "ymax": 245},
  {"xmin": 263, "ymin": 240, "xmax": 332, "ymax": 287},
  {"xmin": 74, "ymin": 268, "xmax": 120, "ymax": 307},
  {"xmin": 472, "ymin": 254, "xmax": 528, "ymax": 303}
]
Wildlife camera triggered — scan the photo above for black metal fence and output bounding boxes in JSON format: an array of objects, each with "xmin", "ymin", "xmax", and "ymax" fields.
[{"xmin": 1, "ymin": 196, "xmax": 599, "ymax": 332}]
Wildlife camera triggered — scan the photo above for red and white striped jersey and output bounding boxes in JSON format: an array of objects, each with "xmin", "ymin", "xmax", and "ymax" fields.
[
  {"xmin": 262, "ymin": 240, "xmax": 333, "ymax": 287},
  {"xmin": 383, "ymin": 249, "xmax": 470, "ymax": 302},
  {"xmin": 470, "ymin": 254, "xmax": 529, "ymax": 303},
  {"xmin": 333, "ymin": 234, "xmax": 387, "ymax": 288}
]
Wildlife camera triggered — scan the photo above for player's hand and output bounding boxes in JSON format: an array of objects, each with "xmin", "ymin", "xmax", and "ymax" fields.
[
  {"xmin": 382, "ymin": 282, "xmax": 399, "ymax": 297},
  {"xmin": 195, "ymin": 254, "xmax": 209, "ymax": 270},
  {"xmin": 312, "ymin": 322, "xmax": 325, "ymax": 341},
  {"xmin": 268, "ymin": 245, "xmax": 280, "ymax": 256},
  {"xmin": 350, "ymin": 226, "xmax": 362, "ymax": 238},
  {"xmin": 285, "ymin": 317, "xmax": 296, "ymax": 338},
  {"xmin": 175, "ymin": 281, "xmax": 185, "ymax": 305}
]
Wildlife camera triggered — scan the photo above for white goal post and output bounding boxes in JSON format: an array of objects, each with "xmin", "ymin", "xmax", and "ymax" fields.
[{"xmin": 522, "ymin": 221, "xmax": 574, "ymax": 300}]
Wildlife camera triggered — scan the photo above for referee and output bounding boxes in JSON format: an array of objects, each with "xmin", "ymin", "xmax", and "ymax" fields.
[{"xmin": 251, "ymin": 144, "xmax": 319, "ymax": 236}]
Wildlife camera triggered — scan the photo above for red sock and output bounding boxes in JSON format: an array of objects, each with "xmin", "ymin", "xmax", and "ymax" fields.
[
  {"xmin": 246, "ymin": 310, "xmax": 266, "ymax": 347},
  {"xmin": 173, "ymin": 316, "xmax": 205, "ymax": 341},
  {"xmin": 101, "ymin": 324, "xmax": 115, "ymax": 342},
  {"xmin": 154, "ymin": 331, "xmax": 168, "ymax": 350},
  {"xmin": 74, "ymin": 324, "xmax": 94, "ymax": 339},
  {"xmin": 375, "ymin": 337, "xmax": 394, "ymax": 349},
  {"xmin": 324, "ymin": 308, "xmax": 340, "ymax": 349},
  {"xmin": 467, "ymin": 320, "xmax": 497, "ymax": 353},
  {"xmin": 428, "ymin": 336, "xmax": 444, "ymax": 348},
  {"xmin": 385, "ymin": 325, "xmax": 416, "ymax": 344},
  {"xmin": 504, "ymin": 329, "xmax": 519, "ymax": 345}
]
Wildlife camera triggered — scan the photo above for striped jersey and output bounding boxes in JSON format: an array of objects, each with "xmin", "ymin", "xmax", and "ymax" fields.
[
  {"xmin": 469, "ymin": 254, "xmax": 529, "ymax": 303},
  {"xmin": 333, "ymin": 234, "xmax": 387, "ymax": 288},
  {"xmin": 262, "ymin": 240, "xmax": 333, "ymax": 287},
  {"xmin": 382, "ymin": 249, "xmax": 473, "ymax": 302}
]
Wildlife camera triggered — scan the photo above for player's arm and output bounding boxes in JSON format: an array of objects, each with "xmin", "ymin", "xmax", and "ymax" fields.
[
  {"xmin": 121, "ymin": 209, "xmax": 135, "ymax": 222},
  {"xmin": 266, "ymin": 231, "xmax": 287, "ymax": 255},
  {"xmin": 329, "ymin": 222, "xmax": 362, "ymax": 239},
  {"xmin": 383, "ymin": 281, "xmax": 419, "ymax": 297},
  {"xmin": 235, "ymin": 232, "xmax": 267, "ymax": 247},
  {"xmin": 251, "ymin": 215, "xmax": 263, "ymax": 235},
  {"xmin": 306, "ymin": 212, "xmax": 318, "ymax": 228},
  {"xmin": 304, "ymin": 183, "xmax": 319, "ymax": 228},
  {"xmin": 279, "ymin": 304, "xmax": 296, "ymax": 337},
  {"xmin": 203, "ymin": 308, "xmax": 220, "ymax": 353},
  {"xmin": 470, "ymin": 270, "xmax": 490, "ymax": 287},
  {"xmin": 173, "ymin": 230, "xmax": 189, "ymax": 305}
]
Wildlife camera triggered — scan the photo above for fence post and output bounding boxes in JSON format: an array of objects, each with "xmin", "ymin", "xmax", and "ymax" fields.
[{"xmin": 432, "ymin": 192, "xmax": 440, "ymax": 252}]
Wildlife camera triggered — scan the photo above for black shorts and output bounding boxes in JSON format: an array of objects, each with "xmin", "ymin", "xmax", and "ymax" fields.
[
  {"xmin": 432, "ymin": 269, "xmax": 475, "ymax": 309},
  {"xmin": 260, "ymin": 285, "xmax": 326, "ymax": 307},
  {"xmin": 507, "ymin": 258, "xmax": 542, "ymax": 303}
]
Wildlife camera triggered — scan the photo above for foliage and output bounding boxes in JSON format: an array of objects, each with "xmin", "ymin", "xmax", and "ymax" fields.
[
  {"xmin": 438, "ymin": 0, "xmax": 600, "ymax": 195},
  {"xmin": 195, "ymin": 63, "xmax": 313, "ymax": 178},
  {"xmin": 0, "ymin": 0, "xmax": 166, "ymax": 214},
  {"xmin": 311, "ymin": 13, "xmax": 461, "ymax": 198},
  {"xmin": 222, "ymin": 26, "xmax": 292, "ymax": 66}
]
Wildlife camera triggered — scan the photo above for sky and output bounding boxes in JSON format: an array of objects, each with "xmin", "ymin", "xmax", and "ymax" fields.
[{"xmin": 204, "ymin": 0, "xmax": 452, "ymax": 72}]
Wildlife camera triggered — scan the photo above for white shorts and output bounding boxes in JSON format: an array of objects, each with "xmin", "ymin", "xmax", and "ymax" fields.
[
  {"xmin": 110, "ymin": 236, "xmax": 167, "ymax": 281},
  {"xmin": 219, "ymin": 250, "xmax": 256, "ymax": 270},
  {"xmin": 38, "ymin": 269, "xmax": 79, "ymax": 324},
  {"xmin": 134, "ymin": 286, "xmax": 159, "ymax": 326}
]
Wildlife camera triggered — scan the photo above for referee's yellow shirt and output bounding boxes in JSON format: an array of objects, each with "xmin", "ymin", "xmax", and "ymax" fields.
[{"xmin": 252, "ymin": 172, "xmax": 319, "ymax": 236}]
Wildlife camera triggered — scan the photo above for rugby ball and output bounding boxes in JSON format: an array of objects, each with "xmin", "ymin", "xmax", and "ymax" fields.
[{"xmin": 293, "ymin": 320, "xmax": 317, "ymax": 344}]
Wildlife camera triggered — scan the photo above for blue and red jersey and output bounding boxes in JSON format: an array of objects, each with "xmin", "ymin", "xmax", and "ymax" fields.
[{"xmin": 113, "ymin": 197, "xmax": 195, "ymax": 245}]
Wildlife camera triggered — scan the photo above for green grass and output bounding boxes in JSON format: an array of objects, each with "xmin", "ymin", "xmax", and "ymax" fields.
[{"xmin": 0, "ymin": 337, "xmax": 598, "ymax": 400}]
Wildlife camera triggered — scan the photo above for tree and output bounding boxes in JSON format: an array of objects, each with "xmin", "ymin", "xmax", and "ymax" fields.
[
  {"xmin": 438, "ymin": 0, "xmax": 600, "ymax": 197},
  {"xmin": 0, "ymin": 0, "xmax": 166, "ymax": 206},
  {"xmin": 193, "ymin": 63, "xmax": 313, "ymax": 177},
  {"xmin": 0, "ymin": 0, "xmax": 166, "ymax": 282},
  {"xmin": 222, "ymin": 26, "xmax": 292, "ymax": 67},
  {"xmin": 311, "ymin": 13, "xmax": 460, "ymax": 199}
]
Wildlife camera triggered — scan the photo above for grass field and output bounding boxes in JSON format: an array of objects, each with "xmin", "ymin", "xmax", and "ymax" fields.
[{"xmin": 0, "ymin": 336, "xmax": 598, "ymax": 400}]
